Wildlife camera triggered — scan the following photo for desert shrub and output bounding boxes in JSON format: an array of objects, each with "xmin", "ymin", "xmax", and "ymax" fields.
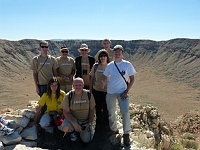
[
  {"xmin": 182, "ymin": 132, "xmax": 196, "ymax": 140},
  {"xmin": 182, "ymin": 139, "xmax": 199, "ymax": 149},
  {"xmin": 171, "ymin": 142, "xmax": 184, "ymax": 150}
]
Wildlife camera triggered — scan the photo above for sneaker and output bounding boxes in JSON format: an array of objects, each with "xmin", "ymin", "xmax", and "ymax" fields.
[
  {"xmin": 123, "ymin": 134, "xmax": 130, "ymax": 146},
  {"xmin": 0, "ymin": 125, "xmax": 14, "ymax": 136},
  {"xmin": 0, "ymin": 117, "xmax": 9, "ymax": 126},
  {"xmin": 70, "ymin": 132, "xmax": 77, "ymax": 141}
]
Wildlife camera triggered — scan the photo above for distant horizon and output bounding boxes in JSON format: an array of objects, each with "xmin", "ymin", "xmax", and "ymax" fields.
[{"xmin": 0, "ymin": 37, "xmax": 199, "ymax": 42}]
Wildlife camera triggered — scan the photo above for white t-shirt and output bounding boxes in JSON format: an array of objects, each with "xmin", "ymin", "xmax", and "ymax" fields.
[{"xmin": 103, "ymin": 60, "xmax": 136, "ymax": 94}]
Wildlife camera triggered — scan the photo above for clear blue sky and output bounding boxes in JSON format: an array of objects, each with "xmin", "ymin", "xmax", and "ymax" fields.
[{"xmin": 0, "ymin": 0, "xmax": 200, "ymax": 41}]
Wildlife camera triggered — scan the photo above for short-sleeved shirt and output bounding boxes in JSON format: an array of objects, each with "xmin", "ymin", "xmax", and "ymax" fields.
[
  {"xmin": 56, "ymin": 56, "xmax": 75, "ymax": 85},
  {"xmin": 62, "ymin": 89, "xmax": 95, "ymax": 121},
  {"xmin": 38, "ymin": 90, "xmax": 65, "ymax": 115},
  {"xmin": 89, "ymin": 63, "xmax": 107, "ymax": 92},
  {"xmin": 103, "ymin": 60, "xmax": 137, "ymax": 94},
  {"xmin": 81, "ymin": 57, "xmax": 90, "ymax": 86},
  {"xmin": 31, "ymin": 55, "xmax": 58, "ymax": 85}
]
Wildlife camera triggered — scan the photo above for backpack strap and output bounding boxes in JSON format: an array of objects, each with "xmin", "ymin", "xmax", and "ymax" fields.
[
  {"xmin": 68, "ymin": 90, "xmax": 73, "ymax": 109},
  {"xmin": 86, "ymin": 90, "xmax": 91, "ymax": 100}
]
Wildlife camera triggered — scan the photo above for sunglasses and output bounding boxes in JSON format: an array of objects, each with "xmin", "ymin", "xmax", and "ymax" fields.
[
  {"xmin": 61, "ymin": 50, "xmax": 69, "ymax": 53},
  {"xmin": 99, "ymin": 54, "xmax": 107, "ymax": 57},
  {"xmin": 81, "ymin": 49, "xmax": 88, "ymax": 52},
  {"xmin": 41, "ymin": 46, "xmax": 48, "ymax": 48}
]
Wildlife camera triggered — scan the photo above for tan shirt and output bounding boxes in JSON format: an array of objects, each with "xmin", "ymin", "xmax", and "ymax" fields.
[
  {"xmin": 62, "ymin": 89, "xmax": 95, "ymax": 120},
  {"xmin": 56, "ymin": 56, "xmax": 75, "ymax": 85},
  {"xmin": 81, "ymin": 57, "xmax": 90, "ymax": 86},
  {"xmin": 31, "ymin": 55, "xmax": 58, "ymax": 85},
  {"xmin": 90, "ymin": 64, "xmax": 107, "ymax": 92}
]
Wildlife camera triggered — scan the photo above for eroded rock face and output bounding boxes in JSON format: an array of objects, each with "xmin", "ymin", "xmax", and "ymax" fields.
[
  {"xmin": 171, "ymin": 110, "xmax": 200, "ymax": 134},
  {"xmin": 128, "ymin": 104, "xmax": 173, "ymax": 149}
]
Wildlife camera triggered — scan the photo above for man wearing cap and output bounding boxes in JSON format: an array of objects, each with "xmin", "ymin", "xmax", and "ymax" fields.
[
  {"xmin": 75, "ymin": 44, "xmax": 95, "ymax": 89},
  {"xmin": 102, "ymin": 45, "xmax": 136, "ymax": 146},
  {"xmin": 95, "ymin": 39, "xmax": 113, "ymax": 62},
  {"xmin": 31, "ymin": 40, "xmax": 58, "ymax": 97},
  {"xmin": 56, "ymin": 47, "xmax": 76, "ymax": 93}
]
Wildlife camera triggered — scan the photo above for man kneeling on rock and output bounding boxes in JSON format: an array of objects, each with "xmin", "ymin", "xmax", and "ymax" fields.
[{"xmin": 61, "ymin": 77, "xmax": 96, "ymax": 143}]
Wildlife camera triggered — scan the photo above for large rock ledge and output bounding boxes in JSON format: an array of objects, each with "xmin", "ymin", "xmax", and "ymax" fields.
[{"xmin": 0, "ymin": 101, "xmax": 199, "ymax": 150}]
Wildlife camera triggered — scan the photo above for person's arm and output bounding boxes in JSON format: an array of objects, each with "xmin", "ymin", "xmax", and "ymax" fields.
[
  {"xmin": 63, "ymin": 109, "xmax": 81, "ymax": 132},
  {"xmin": 127, "ymin": 75, "xmax": 135, "ymax": 91},
  {"xmin": 68, "ymin": 69, "xmax": 75, "ymax": 80},
  {"xmin": 101, "ymin": 74, "xmax": 107, "ymax": 89},
  {"xmin": 120, "ymin": 75, "xmax": 135, "ymax": 100},
  {"xmin": 29, "ymin": 105, "xmax": 42, "ymax": 127},
  {"xmin": 89, "ymin": 76, "xmax": 94, "ymax": 92},
  {"xmin": 33, "ymin": 70, "xmax": 39, "ymax": 95},
  {"xmin": 83, "ymin": 106, "xmax": 95, "ymax": 131},
  {"xmin": 88, "ymin": 106, "xmax": 95, "ymax": 124}
]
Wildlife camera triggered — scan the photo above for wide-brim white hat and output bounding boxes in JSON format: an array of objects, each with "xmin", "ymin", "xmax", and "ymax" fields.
[{"xmin": 78, "ymin": 43, "xmax": 91, "ymax": 53}]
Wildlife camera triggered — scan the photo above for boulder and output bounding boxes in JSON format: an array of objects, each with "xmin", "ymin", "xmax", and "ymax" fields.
[
  {"xmin": 20, "ymin": 125, "xmax": 37, "ymax": 140},
  {"xmin": 1, "ymin": 131, "xmax": 22, "ymax": 145}
]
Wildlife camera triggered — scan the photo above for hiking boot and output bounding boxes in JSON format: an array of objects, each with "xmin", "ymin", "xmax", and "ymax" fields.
[
  {"xmin": 0, "ymin": 125, "xmax": 14, "ymax": 136},
  {"xmin": 70, "ymin": 132, "xmax": 77, "ymax": 142},
  {"xmin": 123, "ymin": 134, "xmax": 130, "ymax": 146},
  {"xmin": 0, "ymin": 117, "xmax": 9, "ymax": 126}
]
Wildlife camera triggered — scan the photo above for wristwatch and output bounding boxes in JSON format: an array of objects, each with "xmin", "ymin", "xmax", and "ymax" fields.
[{"xmin": 124, "ymin": 89, "xmax": 128, "ymax": 93}]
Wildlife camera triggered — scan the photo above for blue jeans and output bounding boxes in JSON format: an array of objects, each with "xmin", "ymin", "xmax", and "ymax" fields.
[
  {"xmin": 62, "ymin": 119, "xmax": 94, "ymax": 143},
  {"xmin": 106, "ymin": 93, "xmax": 131, "ymax": 134}
]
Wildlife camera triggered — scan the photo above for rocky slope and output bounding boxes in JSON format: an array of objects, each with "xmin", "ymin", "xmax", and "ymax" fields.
[{"xmin": 0, "ymin": 38, "xmax": 199, "ymax": 90}]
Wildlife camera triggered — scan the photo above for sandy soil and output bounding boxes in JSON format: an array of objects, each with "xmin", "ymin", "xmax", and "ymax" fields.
[{"xmin": 0, "ymin": 65, "xmax": 199, "ymax": 124}]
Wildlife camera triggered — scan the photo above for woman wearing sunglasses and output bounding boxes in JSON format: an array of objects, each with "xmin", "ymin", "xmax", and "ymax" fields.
[{"xmin": 89, "ymin": 50, "xmax": 110, "ymax": 131}]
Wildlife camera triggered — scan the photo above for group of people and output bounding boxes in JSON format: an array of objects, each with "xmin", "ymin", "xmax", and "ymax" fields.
[{"xmin": 29, "ymin": 39, "xmax": 136, "ymax": 146}]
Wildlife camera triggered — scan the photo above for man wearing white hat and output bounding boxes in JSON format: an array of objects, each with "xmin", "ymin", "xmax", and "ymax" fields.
[{"xmin": 75, "ymin": 44, "xmax": 95, "ymax": 89}]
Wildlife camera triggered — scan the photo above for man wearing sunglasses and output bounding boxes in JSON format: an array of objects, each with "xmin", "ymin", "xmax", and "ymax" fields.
[
  {"xmin": 31, "ymin": 40, "xmax": 58, "ymax": 97},
  {"xmin": 75, "ymin": 44, "xmax": 95, "ymax": 89},
  {"xmin": 56, "ymin": 47, "xmax": 75, "ymax": 93}
]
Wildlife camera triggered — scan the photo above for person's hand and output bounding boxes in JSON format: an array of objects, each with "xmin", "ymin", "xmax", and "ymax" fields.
[
  {"xmin": 73, "ymin": 123, "xmax": 82, "ymax": 132},
  {"xmin": 120, "ymin": 92, "xmax": 128, "ymax": 100},
  {"xmin": 81, "ymin": 123, "xmax": 90, "ymax": 132},
  {"xmin": 101, "ymin": 80, "xmax": 106, "ymax": 89}
]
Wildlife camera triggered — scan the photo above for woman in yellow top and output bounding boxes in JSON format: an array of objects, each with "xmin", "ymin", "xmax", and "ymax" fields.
[{"xmin": 30, "ymin": 77, "xmax": 65, "ymax": 133}]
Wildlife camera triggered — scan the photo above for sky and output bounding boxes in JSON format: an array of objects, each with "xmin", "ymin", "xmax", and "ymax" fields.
[{"xmin": 0, "ymin": 0, "xmax": 200, "ymax": 41}]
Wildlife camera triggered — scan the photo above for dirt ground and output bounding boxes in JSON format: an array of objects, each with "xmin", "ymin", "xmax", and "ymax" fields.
[
  {"xmin": 1, "ymin": 64, "xmax": 199, "ymax": 123},
  {"xmin": 1, "ymin": 64, "xmax": 200, "ymax": 149}
]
